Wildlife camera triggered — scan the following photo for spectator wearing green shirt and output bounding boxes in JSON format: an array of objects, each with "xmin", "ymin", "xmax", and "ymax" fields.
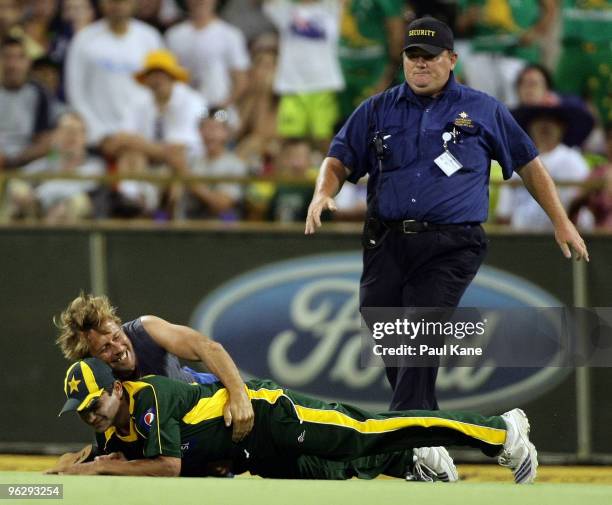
[
  {"xmin": 456, "ymin": 0, "xmax": 557, "ymax": 106},
  {"xmin": 554, "ymin": 0, "xmax": 612, "ymax": 125},
  {"xmin": 338, "ymin": 0, "xmax": 405, "ymax": 119}
]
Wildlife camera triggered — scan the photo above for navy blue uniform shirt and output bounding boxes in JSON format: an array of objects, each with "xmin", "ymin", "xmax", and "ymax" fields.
[{"xmin": 328, "ymin": 73, "xmax": 538, "ymax": 223}]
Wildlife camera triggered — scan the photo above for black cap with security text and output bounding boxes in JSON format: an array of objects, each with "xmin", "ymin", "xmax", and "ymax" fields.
[
  {"xmin": 403, "ymin": 17, "xmax": 454, "ymax": 56},
  {"xmin": 59, "ymin": 358, "xmax": 117, "ymax": 416}
]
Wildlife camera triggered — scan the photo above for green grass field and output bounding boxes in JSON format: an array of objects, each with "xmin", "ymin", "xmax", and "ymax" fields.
[{"xmin": 2, "ymin": 470, "xmax": 612, "ymax": 505}]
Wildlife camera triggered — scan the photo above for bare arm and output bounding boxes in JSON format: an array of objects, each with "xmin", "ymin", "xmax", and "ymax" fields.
[
  {"xmin": 305, "ymin": 157, "xmax": 350, "ymax": 234},
  {"xmin": 171, "ymin": 158, "xmax": 238, "ymax": 215},
  {"xmin": 517, "ymin": 157, "xmax": 589, "ymax": 261},
  {"xmin": 102, "ymin": 134, "xmax": 184, "ymax": 166},
  {"xmin": 62, "ymin": 454, "xmax": 180, "ymax": 476},
  {"xmin": 185, "ymin": 184, "xmax": 237, "ymax": 215},
  {"xmin": 520, "ymin": 0, "xmax": 558, "ymax": 45},
  {"xmin": 221, "ymin": 69, "xmax": 249, "ymax": 108},
  {"xmin": 141, "ymin": 315, "xmax": 254, "ymax": 442},
  {"xmin": 377, "ymin": 16, "xmax": 405, "ymax": 90},
  {"xmin": 369, "ymin": 16, "xmax": 404, "ymax": 93},
  {"xmin": 4, "ymin": 132, "xmax": 53, "ymax": 169}
]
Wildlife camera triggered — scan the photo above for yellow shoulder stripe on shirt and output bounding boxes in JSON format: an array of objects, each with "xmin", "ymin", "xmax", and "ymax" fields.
[
  {"xmin": 123, "ymin": 381, "xmax": 163, "ymax": 452},
  {"xmin": 182, "ymin": 386, "xmax": 285, "ymax": 425},
  {"xmin": 103, "ymin": 381, "xmax": 160, "ymax": 445}
]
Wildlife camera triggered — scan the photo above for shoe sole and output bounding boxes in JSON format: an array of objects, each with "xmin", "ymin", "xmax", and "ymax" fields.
[{"xmin": 508, "ymin": 409, "xmax": 538, "ymax": 484}]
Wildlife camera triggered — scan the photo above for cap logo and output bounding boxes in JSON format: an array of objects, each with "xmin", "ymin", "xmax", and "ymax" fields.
[
  {"xmin": 60, "ymin": 358, "xmax": 118, "ymax": 416},
  {"xmin": 68, "ymin": 376, "xmax": 81, "ymax": 393},
  {"xmin": 409, "ymin": 29, "xmax": 436, "ymax": 37}
]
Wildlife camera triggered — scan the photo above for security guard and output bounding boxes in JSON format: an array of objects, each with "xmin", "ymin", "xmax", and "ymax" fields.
[
  {"xmin": 305, "ymin": 17, "xmax": 589, "ymax": 411},
  {"xmin": 58, "ymin": 358, "xmax": 538, "ymax": 483}
]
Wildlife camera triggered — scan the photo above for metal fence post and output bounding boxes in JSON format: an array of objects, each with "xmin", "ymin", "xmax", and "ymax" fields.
[
  {"xmin": 573, "ymin": 259, "xmax": 591, "ymax": 460},
  {"xmin": 89, "ymin": 231, "xmax": 108, "ymax": 296}
]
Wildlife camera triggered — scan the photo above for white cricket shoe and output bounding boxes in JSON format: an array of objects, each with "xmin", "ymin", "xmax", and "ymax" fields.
[
  {"xmin": 407, "ymin": 447, "xmax": 459, "ymax": 482},
  {"xmin": 498, "ymin": 408, "xmax": 538, "ymax": 484}
]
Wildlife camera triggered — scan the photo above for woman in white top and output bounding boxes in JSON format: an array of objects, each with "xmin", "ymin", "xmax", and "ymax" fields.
[{"xmin": 496, "ymin": 102, "xmax": 594, "ymax": 230}]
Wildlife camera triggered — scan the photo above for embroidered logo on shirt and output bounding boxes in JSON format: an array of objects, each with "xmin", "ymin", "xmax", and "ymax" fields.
[
  {"xmin": 142, "ymin": 408, "xmax": 156, "ymax": 429},
  {"xmin": 297, "ymin": 430, "xmax": 306, "ymax": 443},
  {"xmin": 454, "ymin": 111, "xmax": 474, "ymax": 128}
]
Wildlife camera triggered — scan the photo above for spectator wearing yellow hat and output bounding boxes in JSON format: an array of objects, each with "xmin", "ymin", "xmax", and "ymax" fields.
[{"xmin": 103, "ymin": 49, "xmax": 207, "ymax": 218}]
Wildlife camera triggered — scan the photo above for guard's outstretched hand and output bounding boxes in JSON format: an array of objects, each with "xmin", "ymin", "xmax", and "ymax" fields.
[
  {"xmin": 554, "ymin": 219, "xmax": 589, "ymax": 262},
  {"xmin": 305, "ymin": 195, "xmax": 338, "ymax": 234}
]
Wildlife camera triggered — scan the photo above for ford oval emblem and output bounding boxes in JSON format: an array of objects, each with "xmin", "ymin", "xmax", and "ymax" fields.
[{"xmin": 190, "ymin": 252, "xmax": 569, "ymax": 412}]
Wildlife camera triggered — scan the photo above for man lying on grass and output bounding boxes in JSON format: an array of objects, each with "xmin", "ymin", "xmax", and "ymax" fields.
[
  {"xmin": 50, "ymin": 293, "xmax": 450, "ymax": 482},
  {"xmin": 55, "ymin": 358, "xmax": 537, "ymax": 483}
]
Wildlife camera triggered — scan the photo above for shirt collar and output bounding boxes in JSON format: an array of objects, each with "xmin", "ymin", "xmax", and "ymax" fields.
[{"xmin": 397, "ymin": 72, "xmax": 461, "ymax": 105}]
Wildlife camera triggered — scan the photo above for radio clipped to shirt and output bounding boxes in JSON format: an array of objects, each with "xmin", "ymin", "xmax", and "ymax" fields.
[{"xmin": 434, "ymin": 130, "xmax": 463, "ymax": 177}]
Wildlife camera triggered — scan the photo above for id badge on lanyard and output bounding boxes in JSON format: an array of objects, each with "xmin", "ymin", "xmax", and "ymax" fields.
[{"xmin": 434, "ymin": 130, "xmax": 463, "ymax": 177}]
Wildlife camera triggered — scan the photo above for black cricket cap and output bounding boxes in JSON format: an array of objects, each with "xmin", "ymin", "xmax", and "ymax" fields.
[
  {"xmin": 403, "ymin": 17, "xmax": 454, "ymax": 56},
  {"xmin": 59, "ymin": 358, "xmax": 117, "ymax": 416}
]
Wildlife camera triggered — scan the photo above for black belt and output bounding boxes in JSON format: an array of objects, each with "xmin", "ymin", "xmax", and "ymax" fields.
[{"xmin": 384, "ymin": 220, "xmax": 480, "ymax": 234}]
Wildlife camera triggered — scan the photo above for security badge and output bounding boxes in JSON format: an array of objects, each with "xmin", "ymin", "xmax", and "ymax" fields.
[
  {"xmin": 434, "ymin": 129, "xmax": 463, "ymax": 177},
  {"xmin": 434, "ymin": 111, "xmax": 474, "ymax": 176}
]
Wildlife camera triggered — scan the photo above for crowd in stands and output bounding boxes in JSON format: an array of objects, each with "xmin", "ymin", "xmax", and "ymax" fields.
[{"xmin": 0, "ymin": 0, "xmax": 610, "ymax": 229}]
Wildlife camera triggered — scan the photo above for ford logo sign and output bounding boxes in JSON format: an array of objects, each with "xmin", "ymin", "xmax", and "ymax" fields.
[{"xmin": 190, "ymin": 252, "xmax": 569, "ymax": 412}]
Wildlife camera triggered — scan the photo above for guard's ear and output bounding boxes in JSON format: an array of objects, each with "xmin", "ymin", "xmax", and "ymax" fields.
[{"xmin": 113, "ymin": 380, "xmax": 123, "ymax": 398}]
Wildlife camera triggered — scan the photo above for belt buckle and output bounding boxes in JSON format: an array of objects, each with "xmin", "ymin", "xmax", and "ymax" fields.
[{"xmin": 402, "ymin": 219, "xmax": 418, "ymax": 234}]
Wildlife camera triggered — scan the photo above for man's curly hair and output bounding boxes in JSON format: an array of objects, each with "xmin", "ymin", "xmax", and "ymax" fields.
[{"xmin": 55, "ymin": 292, "xmax": 122, "ymax": 360}]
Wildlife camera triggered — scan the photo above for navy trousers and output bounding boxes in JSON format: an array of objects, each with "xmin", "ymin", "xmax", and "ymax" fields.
[{"xmin": 359, "ymin": 225, "xmax": 488, "ymax": 411}]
